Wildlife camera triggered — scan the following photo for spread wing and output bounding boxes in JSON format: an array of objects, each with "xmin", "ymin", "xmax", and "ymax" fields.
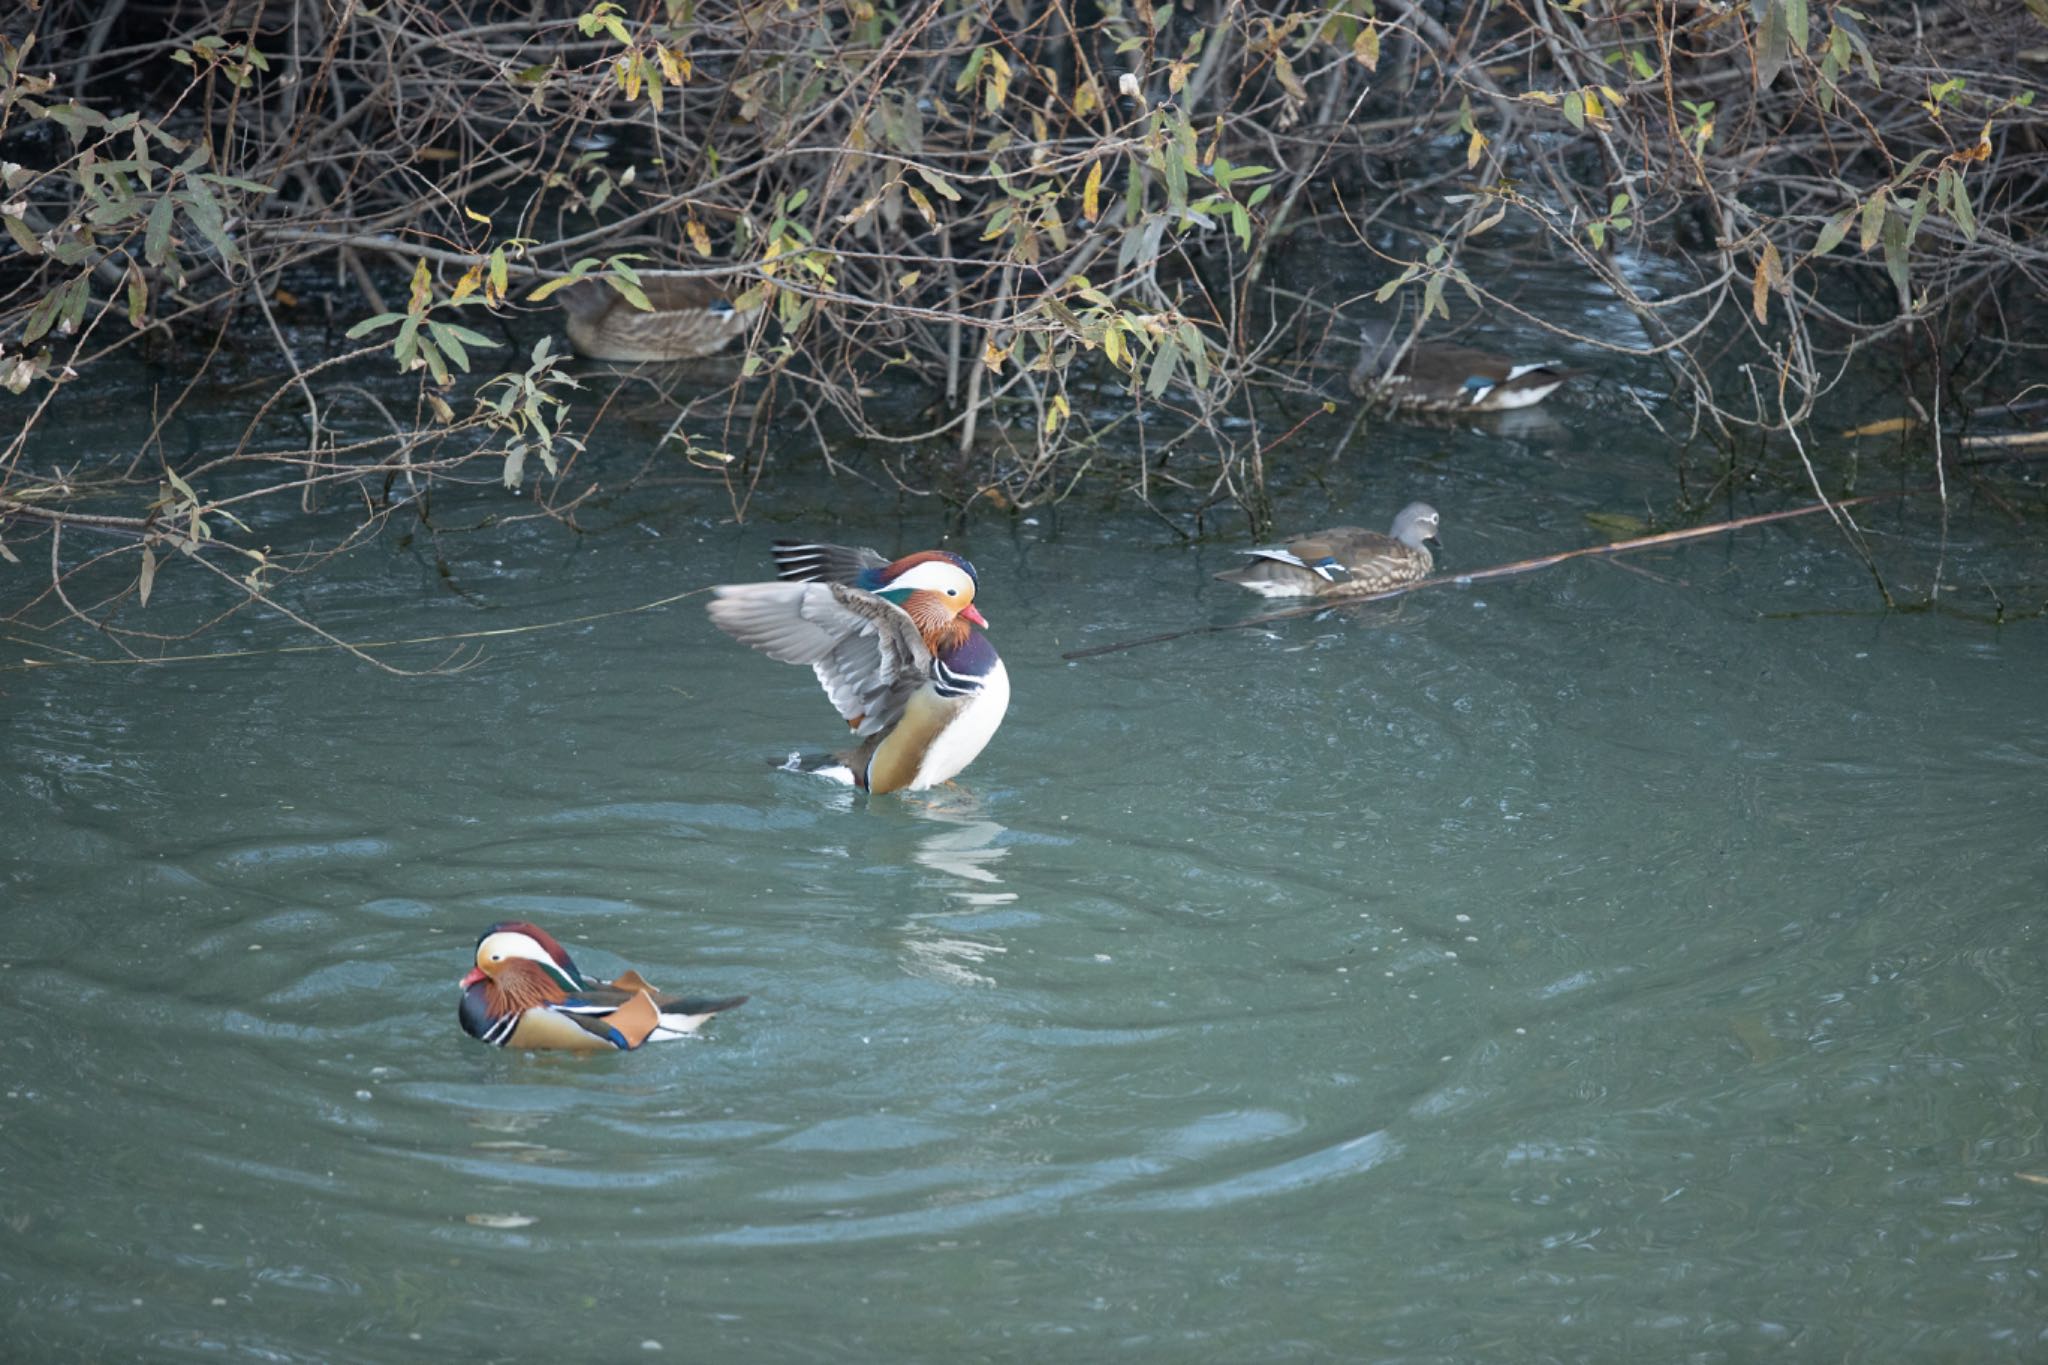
[
  {"xmin": 771, "ymin": 540, "xmax": 889, "ymax": 585},
  {"xmin": 708, "ymin": 581, "xmax": 933, "ymax": 738}
]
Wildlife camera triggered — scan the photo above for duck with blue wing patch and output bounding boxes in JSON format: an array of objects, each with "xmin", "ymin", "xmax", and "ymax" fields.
[
  {"xmin": 458, "ymin": 921, "xmax": 746, "ymax": 1052},
  {"xmin": 1349, "ymin": 321, "xmax": 1573, "ymax": 413},
  {"xmin": 708, "ymin": 541, "xmax": 1011, "ymax": 793},
  {"xmin": 1215, "ymin": 503, "xmax": 1442, "ymax": 599}
]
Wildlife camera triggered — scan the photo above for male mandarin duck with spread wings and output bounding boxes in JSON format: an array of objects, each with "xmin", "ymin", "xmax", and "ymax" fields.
[
  {"xmin": 458, "ymin": 921, "xmax": 746, "ymax": 1052},
  {"xmin": 707, "ymin": 540, "xmax": 1010, "ymax": 794}
]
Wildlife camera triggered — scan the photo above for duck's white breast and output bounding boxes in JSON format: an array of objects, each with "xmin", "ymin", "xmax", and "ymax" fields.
[
  {"xmin": 911, "ymin": 659, "xmax": 1010, "ymax": 789},
  {"xmin": 1480, "ymin": 379, "xmax": 1563, "ymax": 409}
]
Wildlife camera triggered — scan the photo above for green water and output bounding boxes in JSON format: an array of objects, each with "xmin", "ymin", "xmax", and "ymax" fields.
[{"xmin": 4, "ymin": 363, "xmax": 2048, "ymax": 1361}]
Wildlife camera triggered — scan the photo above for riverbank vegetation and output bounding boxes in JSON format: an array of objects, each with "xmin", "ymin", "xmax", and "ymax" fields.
[{"xmin": 2, "ymin": 0, "xmax": 2044, "ymax": 651}]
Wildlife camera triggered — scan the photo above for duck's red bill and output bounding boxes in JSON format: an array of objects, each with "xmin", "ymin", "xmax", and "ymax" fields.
[
  {"xmin": 460, "ymin": 967, "xmax": 486, "ymax": 988},
  {"xmin": 963, "ymin": 604, "xmax": 989, "ymax": 627}
]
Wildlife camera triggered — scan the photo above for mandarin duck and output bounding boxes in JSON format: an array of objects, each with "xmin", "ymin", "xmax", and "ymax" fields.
[
  {"xmin": 458, "ymin": 921, "xmax": 746, "ymax": 1051},
  {"xmin": 707, "ymin": 541, "xmax": 1010, "ymax": 794},
  {"xmin": 554, "ymin": 276, "xmax": 758, "ymax": 362},
  {"xmin": 1214, "ymin": 503, "xmax": 1441, "ymax": 599},
  {"xmin": 1349, "ymin": 321, "xmax": 1572, "ymax": 413}
]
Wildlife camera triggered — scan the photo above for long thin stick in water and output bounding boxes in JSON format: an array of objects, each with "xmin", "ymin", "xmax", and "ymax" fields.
[{"xmin": 1062, "ymin": 490, "xmax": 1923, "ymax": 661}]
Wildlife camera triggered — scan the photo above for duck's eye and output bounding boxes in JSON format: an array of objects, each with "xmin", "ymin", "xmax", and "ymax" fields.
[{"xmin": 946, "ymin": 588, "xmax": 958, "ymax": 597}]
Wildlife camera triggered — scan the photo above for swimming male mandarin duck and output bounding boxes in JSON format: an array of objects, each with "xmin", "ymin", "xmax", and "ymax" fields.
[
  {"xmin": 1214, "ymin": 503, "xmax": 1441, "ymax": 599},
  {"xmin": 707, "ymin": 541, "xmax": 1010, "ymax": 794},
  {"xmin": 458, "ymin": 921, "xmax": 746, "ymax": 1051},
  {"xmin": 553, "ymin": 276, "xmax": 757, "ymax": 362},
  {"xmin": 1348, "ymin": 321, "xmax": 1572, "ymax": 413}
]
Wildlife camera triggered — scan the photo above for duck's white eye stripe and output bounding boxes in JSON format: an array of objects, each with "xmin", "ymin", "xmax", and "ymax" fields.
[
  {"xmin": 887, "ymin": 562, "xmax": 974, "ymax": 595},
  {"xmin": 476, "ymin": 933, "xmax": 558, "ymax": 968}
]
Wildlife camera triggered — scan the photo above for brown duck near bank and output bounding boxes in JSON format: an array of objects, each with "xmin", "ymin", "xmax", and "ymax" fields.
[
  {"xmin": 554, "ymin": 276, "xmax": 757, "ymax": 361},
  {"xmin": 1349, "ymin": 321, "xmax": 1572, "ymax": 413},
  {"xmin": 1214, "ymin": 503, "xmax": 1441, "ymax": 599}
]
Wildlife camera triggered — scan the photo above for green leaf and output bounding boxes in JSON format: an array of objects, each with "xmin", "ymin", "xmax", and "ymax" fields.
[
  {"xmin": 1754, "ymin": 0, "xmax": 1789, "ymax": 88},
  {"xmin": 1784, "ymin": 0, "xmax": 1810, "ymax": 50},
  {"xmin": 175, "ymin": 183, "xmax": 243, "ymax": 266},
  {"xmin": 1177, "ymin": 321, "xmax": 1209, "ymax": 388},
  {"xmin": 1858, "ymin": 191, "xmax": 1885, "ymax": 251},
  {"xmin": 418, "ymin": 334, "xmax": 448, "ymax": 385},
  {"xmin": 437, "ymin": 323, "xmax": 500, "ymax": 350},
  {"xmin": 1879, "ymin": 208, "xmax": 1910, "ymax": 304},
  {"xmin": 21, "ymin": 289, "xmax": 60, "ymax": 345},
  {"xmin": 1904, "ymin": 188, "xmax": 1930, "ymax": 255},
  {"xmin": 394, "ymin": 313, "xmax": 421, "ymax": 368},
  {"xmin": 426, "ymin": 321, "xmax": 470, "ymax": 372},
  {"xmin": 343, "ymin": 311, "xmax": 406, "ymax": 339},
  {"xmin": 954, "ymin": 46, "xmax": 986, "ymax": 94},
  {"xmin": 604, "ymin": 277, "xmax": 651, "ymax": 311},
  {"xmin": 143, "ymin": 194, "xmax": 175, "ymax": 265},
  {"xmin": 1813, "ymin": 207, "xmax": 1854, "ymax": 255},
  {"xmin": 1950, "ymin": 175, "xmax": 1976, "ymax": 239},
  {"xmin": 1562, "ymin": 91, "xmax": 1585, "ymax": 129},
  {"xmin": 44, "ymin": 102, "xmax": 105, "ymax": 142},
  {"xmin": 1144, "ymin": 339, "xmax": 1177, "ymax": 398},
  {"xmin": 914, "ymin": 166, "xmax": 961, "ymax": 201},
  {"xmin": 2, "ymin": 214, "xmax": 40, "ymax": 256},
  {"xmin": 195, "ymin": 173, "xmax": 276, "ymax": 196},
  {"xmin": 54, "ymin": 275, "xmax": 88, "ymax": 333}
]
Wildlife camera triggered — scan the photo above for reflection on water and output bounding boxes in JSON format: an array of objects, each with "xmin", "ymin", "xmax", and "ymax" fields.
[
  {"xmin": 5, "ymin": 414, "xmax": 2048, "ymax": 1360},
  {"xmin": 901, "ymin": 803, "xmax": 1014, "ymax": 986}
]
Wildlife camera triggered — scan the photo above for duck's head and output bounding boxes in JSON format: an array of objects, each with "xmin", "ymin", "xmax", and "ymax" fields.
[
  {"xmin": 873, "ymin": 550, "xmax": 988, "ymax": 628},
  {"xmin": 461, "ymin": 922, "xmax": 585, "ymax": 992},
  {"xmin": 1391, "ymin": 502, "xmax": 1441, "ymax": 552}
]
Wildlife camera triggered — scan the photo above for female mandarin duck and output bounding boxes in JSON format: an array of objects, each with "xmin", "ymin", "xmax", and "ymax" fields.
[
  {"xmin": 1214, "ymin": 503, "xmax": 1441, "ymax": 598},
  {"xmin": 1349, "ymin": 320, "xmax": 1572, "ymax": 413},
  {"xmin": 458, "ymin": 921, "xmax": 746, "ymax": 1052},
  {"xmin": 554, "ymin": 276, "xmax": 757, "ymax": 362},
  {"xmin": 707, "ymin": 541, "xmax": 1010, "ymax": 794}
]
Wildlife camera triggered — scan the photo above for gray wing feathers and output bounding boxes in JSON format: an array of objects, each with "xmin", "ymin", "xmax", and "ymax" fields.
[{"xmin": 708, "ymin": 582, "xmax": 931, "ymax": 737}]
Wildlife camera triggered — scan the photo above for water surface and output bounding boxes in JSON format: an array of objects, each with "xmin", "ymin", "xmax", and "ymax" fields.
[{"xmin": 4, "ymin": 366, "xmax": 2047, "ymax": 1361}]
